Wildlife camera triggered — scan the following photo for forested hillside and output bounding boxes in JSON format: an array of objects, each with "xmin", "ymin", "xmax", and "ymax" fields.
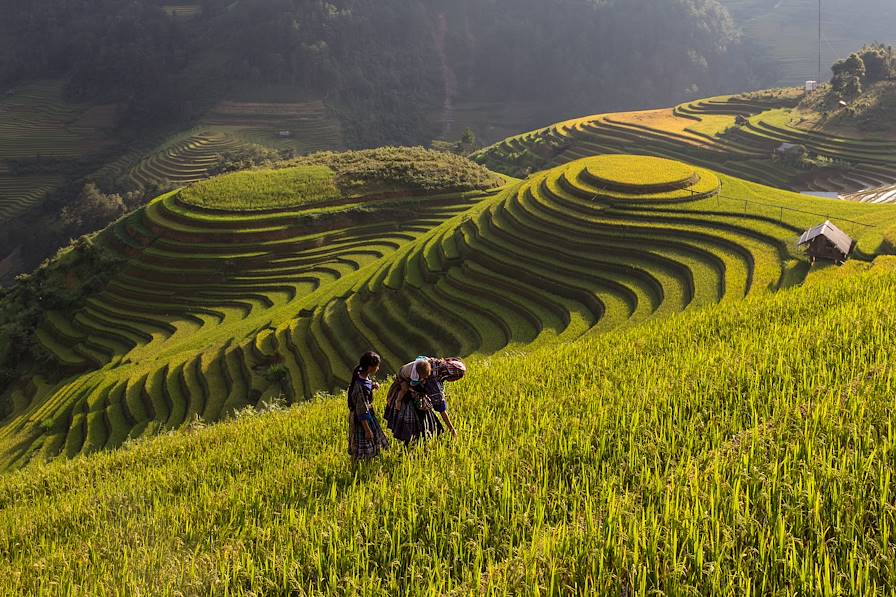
[{"xmin": 0, "ymin": 0, "xmax": 761, "ymax": 148}]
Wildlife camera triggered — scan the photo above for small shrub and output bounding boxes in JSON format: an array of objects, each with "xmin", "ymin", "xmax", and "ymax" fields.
[
  {"xmin": 288, "ymin": 147, "xmax": 502, "ymax": 194},
  {"xmin": 263, "ymin": 364, "xmax": 289, "ymax": 384}
]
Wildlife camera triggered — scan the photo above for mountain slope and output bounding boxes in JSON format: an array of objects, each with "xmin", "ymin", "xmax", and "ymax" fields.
[
  {"xmin": 2, "ymin": 256, "xmax": 895, "ymax": 594},
  {"xmin": 719, "ymin": 0, "xmax": 896, "ymax": 85}
]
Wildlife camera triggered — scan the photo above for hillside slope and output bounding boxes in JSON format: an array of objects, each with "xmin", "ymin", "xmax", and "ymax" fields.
[
  {"xmin": 3, "ymin": 153, "xmax": 896, "ymax": 468},
  {"xmin": 0, "ymin": 80, "xmax": 119, "ymax": 226},
  {"xmin": 2, "ymin": 256, "xmax": 895, "ymax": 594},
  {"xmin": 473, "ymin": 90, "xmax": 896, "ymax": 196}
]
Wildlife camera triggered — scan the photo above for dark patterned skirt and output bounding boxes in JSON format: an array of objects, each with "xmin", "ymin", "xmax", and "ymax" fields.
[
  {"xmin": 384, "ymin": 398, "xmax": 444, "ymax": 446},
  {"xmin": 348, "ymin": 411, "xmax": 389, "ymax": 461}
]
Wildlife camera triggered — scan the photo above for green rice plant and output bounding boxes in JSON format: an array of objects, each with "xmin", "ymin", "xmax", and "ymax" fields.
[
  {"xmin": 61, "ymin": 411, "xmax": 85, "ymax": 458},
  {"xmin": 178, "ymin": 165, "xmax": 340, "ymax": 210},
  {"xmin": 286, "ymin": 318, "xmax": 327, "ymax": 393},
  {"xmin": 103, "ymin": 386, "xmax": 131, "ymax": 449},
  {"xmin": 123, "ymin": 375, "xmax": 150, "ymax": 430},
  {"xmin": 581, "ymin": 154, "xmax": 698, "ymax": 190},
  {"xmin": 181, "ymin": 358, "xmax": 207, "ymax": 420}
]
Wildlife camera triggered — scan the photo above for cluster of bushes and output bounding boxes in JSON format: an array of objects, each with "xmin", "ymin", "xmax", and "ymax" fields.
[
  {"xmin": 0, "ymin": 0, "xmax": 766, "ymax": 148},
  {"xmin": 59, "ymin": 184, "xmax": 143, "ymax": 233},
  {"xmin": 777, "ymin": 145, "xmax": 846, "ymax": 172},
  {"xmin": 0, "ymin": 237, "xmax": 126, "ymax": 409},
  {"xmin": 289, "ymin": 147, "xmax": 503, "ymax": 194},
  {"xmin": 831, "ymin": 44, "xmax": 895, "ymax": 98},
  {"xmin": 207, "ymin": 145, "xmax": 290, "ymax": 177},
  {"xmin": 203, "ymin": 146, "xmax": 502, "ymax": 204}
]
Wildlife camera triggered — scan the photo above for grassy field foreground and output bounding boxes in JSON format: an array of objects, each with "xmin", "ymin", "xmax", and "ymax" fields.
[{"xmin": 2, "ymin": 259, "xmax": 896, "ymax": 595}]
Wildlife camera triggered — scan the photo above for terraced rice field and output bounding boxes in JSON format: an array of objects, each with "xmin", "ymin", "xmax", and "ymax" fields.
[
  {"xmin": 203, "ymin": 100, "xmax": 344, "ymax": 154},
  {"xmin": 0, "ymin": 81, "xmax": 116, "ymax": 160},
  {"xmin": 161, "ymin": 4, "xmax": 202, "ymax": 17},
  {"xmin": 128, "ymin": 131, "xmax": 243, "ymax": 189},
  {"xmin": 0, "ymin": 80, "xmax": 117, "ymax": 223},
  {"xmin": 845, "ymin": 183, "xmax": 896, "ymax": 204},
  {"xmin": 473, "ymin": 94, "xmax": 896, "ymax": 196},
  {"xmin": 0, "ymin": 174, "xmax": 63, "ymax": 223},
  {"xmin": 5, "ymin": 256, "xmax": 896, "ymax": 594},
  {"xmin": 126, "ymin": 106, "xmax": 344, "ymax": 191},
  {"xmin": 0, "ymin": 171, "xmax": 490, "ymax": 464},
  {"xmin": 4, "ymin": 155, "xmax": 896, "ymax": 467}
]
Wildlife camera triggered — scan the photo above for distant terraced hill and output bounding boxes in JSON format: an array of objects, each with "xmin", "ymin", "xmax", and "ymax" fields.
[
  {"xmin": 203, "ymin": 99, "xmax": 344, "ymax": 154},
  {"xmin": 127, "ymin": 130, "xmax": 244, "ymax": 189},
  {"xmin": 2, "ymin": 152, "xmax": 896, "ymax": 467},
  {"xmin": 473, "ymin": 91, "xmax": 896, "ymax": 196},
  {"xmin": 90, "ymin": 101, "xmax": 346, "ymax": 198},
  {"xmin": 0, "ymin": 80, "xmax": 118, "ymax": 225}
]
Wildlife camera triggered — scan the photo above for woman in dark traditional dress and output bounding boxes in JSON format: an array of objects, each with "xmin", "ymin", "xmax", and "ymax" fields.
[
  {"xmin": 347, "ymin": 351, "xmax": 389, "ymax": 461},
  {"xmin": 384, "ymin": 356, "xmax": 466, "ymax": 445}
]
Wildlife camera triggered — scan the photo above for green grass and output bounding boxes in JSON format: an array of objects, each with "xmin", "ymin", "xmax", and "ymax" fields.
[
  {"xmin": 2, "ymin": 257, "xmax": 896, "ymax": 593},
  {"xmin": 179, "ymin": 165, "xmax": 340, "ymax": 210}
]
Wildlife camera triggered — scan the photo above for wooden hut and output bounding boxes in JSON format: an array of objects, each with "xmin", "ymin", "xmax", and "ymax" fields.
[
  {"xmin": 775, "ymin": 142, "xmax": 805, "ymax": 161},
  {"xmin": 798, "ymin": 221, "xmax": 855, "ymax": 264}
]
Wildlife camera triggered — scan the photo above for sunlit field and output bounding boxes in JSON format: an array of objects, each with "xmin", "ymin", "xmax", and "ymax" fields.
[{"xmin": 2, "ymin": 258, "xmax": 895, "ymax": 594}]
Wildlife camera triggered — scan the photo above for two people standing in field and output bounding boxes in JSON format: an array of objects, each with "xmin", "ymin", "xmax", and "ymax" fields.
[{"xmin": 347, "ymin": 352, "xmax": 466, "ymax": 462}]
